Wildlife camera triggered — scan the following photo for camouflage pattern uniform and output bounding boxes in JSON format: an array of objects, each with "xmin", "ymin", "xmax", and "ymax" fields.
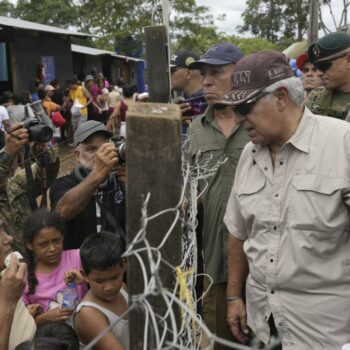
[
  {"xmin": 0, "ymin": 147, "xmax": 60, "ymax": 253},
  {"xmin": 305, "ymin": 86, "xmax": 350, "ymax": 120}
]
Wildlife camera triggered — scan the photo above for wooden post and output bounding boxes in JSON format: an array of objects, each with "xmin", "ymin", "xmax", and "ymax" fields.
[
  {"xmin": 144, "ymin": 25, "xmax": 170, "ymax": 103},
  {"xmin": 308, "ymin": 0, "xmax": 319, "ymax": 46},
  {"xmin": 126, "ymin": 103, "xmax": 182, "ymax": 349}
]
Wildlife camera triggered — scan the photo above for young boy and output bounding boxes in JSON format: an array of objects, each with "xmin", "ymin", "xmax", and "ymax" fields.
[{"xmin": 71, "ymin": 232, "xmax": 128, "ymax": 350}]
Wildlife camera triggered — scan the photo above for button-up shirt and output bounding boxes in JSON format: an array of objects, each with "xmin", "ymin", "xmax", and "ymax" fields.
[
  {"xmin": 224, "ymin": 108, "xmax": 350, "ymax": 349},
  {"xmin": 186, "ymin": 106, "xmax": 249, "ymax": 283}
]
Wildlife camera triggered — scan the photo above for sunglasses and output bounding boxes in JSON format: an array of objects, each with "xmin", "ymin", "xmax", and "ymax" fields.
[
  {"xmin": 314, "ymin": 51, "xmax": 350, "ymax": 72},
  {"xmin": 234, "ymin": 92, "xmax": 269, "ymax": 116}
]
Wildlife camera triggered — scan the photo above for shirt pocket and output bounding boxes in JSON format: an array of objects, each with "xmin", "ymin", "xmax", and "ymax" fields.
[
  {"xmin": 236, "ymin": 176, "xmax": 267, "ymax": 227},
  {"xmin": 290, "ymin": 174, "xmax": 350, "ymax": 233}
]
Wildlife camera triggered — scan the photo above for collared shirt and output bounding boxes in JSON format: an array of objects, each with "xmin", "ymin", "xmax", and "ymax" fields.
[
  {"xmin": 186, "ymin": 106, "xmax": 249, "ymax": 283},
  {"xmin": 224, "ymin": 108, "xmax": 350, "ymax": 349}
]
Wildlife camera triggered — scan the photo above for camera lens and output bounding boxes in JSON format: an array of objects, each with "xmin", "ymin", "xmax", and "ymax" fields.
[{"xmin": 29, "ymin": 125, "xmax": 53, "ymax": 143}]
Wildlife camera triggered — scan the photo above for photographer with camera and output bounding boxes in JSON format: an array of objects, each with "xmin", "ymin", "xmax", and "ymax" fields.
[
  {"xmin": 0, "ymin": 122, "xmax": 60, "ymax": 254},
  {"xmin": 50, "ymin": 121, "xmax": 125, "ymax": 250}
]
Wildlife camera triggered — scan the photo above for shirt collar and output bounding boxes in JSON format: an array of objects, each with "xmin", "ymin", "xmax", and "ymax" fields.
[{"xmin": 286, "ymin": 107, "xmax": 315, "ymax": 154}]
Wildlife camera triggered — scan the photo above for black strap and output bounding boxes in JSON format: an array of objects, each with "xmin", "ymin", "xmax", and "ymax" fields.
[
  {"xmin": 24, "ymin": 143, "xmax": 38, "ymax": 211},
  {"xmin": 96, "ymin": 178, "xmax": 125, "ymax": 240}
]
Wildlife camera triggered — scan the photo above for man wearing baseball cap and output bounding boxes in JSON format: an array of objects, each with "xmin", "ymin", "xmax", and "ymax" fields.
[
  {"xmin": 220, "ymin": 50, "xmax": 350, "ymax": 349},
  {"xmin": 170, "ymin": 50, "xmax": 206, "ymax": 129},
  {"xmin": 296, "ymin": 52, "xmax": 322, "ymax": 99},
  {"xmin": 50, "ymin": 120, "xmax": 125, "ymax": 249},
  {"xmin": 305, "ymin": 32, "xmax": 350, "ymax": 119},
  {"xmin": 170, "ymin": 49, "xmax": 201, "ymax": 98},
  {"xmin": 185, "ymin": 42, "xmax": 249, "ymax": 348}
]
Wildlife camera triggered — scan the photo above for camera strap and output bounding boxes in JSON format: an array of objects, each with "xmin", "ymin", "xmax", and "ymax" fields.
[
  {"xmin": 24, "ymin": 143, "xmax": 38, "ymax": 211},
  {"xmin": 23, "ymin": 105, "xmax": 48, "ymax": 210}
]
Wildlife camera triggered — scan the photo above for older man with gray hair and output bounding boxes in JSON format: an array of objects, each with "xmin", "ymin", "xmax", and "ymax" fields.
[{"xmin": 218, "ymin": 50, "xmax": 350, "ymax": 349}]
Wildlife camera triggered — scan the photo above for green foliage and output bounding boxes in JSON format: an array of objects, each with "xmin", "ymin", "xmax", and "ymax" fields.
[
  {"xmin": 238, "ymin": 0, "xmax": 309, "ymax": 42},
  {"xmin": 227, "ymin": 36, "xmax": 280, "ymax": 55},
  {"xmin": 8, "ymin": 0, "xmax": 291, "ymax": 57},
  {"xmin": 14, "ymin": 0, "xmax": 78, "ymax": 28},
  {"xmin": 0, "ymin": 0, "xmax": 15, "ymax": 17}
]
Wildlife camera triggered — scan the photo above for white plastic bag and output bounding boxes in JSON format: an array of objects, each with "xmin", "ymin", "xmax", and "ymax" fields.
[{"xmin": 71, "ymin": 98, "xmax": 83, "ymax": 116}]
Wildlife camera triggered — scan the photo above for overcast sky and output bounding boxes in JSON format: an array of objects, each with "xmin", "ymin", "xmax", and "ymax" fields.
[{"xmin": 196, "ymin": 0, "xmax": 347, "ymax": 37}]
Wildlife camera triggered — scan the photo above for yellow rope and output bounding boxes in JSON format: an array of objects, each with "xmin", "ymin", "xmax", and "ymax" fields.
[{"xmin": 176, "ymin": 266, "xmax": 195, "ymax": 328}]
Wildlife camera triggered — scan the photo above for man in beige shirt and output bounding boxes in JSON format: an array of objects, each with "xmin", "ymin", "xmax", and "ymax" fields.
[{"xmin": 218, "ymin": 51, "xmax": 350, "ymax": 349}]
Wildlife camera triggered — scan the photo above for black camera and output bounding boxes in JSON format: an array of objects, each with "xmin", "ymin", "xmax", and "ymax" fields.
[
  {"xmin": 22, "ymin": 117, "xmax": 53, "ymax": 143},
  {"xmin": 112, "ymin": 136, "xmax": 126, "ymax": 165},
  {"xmin": 23, "ymin": 101, "xmax": 53, "ymax": 143}
]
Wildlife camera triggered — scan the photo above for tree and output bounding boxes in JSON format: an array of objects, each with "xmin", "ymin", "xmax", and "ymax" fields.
[
  {"xmin": 319, "ymin": 0, "xmax": 350, "ymax": 34},
  {"xmin": 73, "ymin": 0, "xmax": 224, "ymax": 54},
  {"xmin": 14, "ymin": 0, "xmax": 78, "ymax": 28},
  {"xmin": 226, "ymin": 36, "xmax": 280, "ymax": 55},
  {"xmin": 238, "ymin": 0, "xmax": 309, "ymax": 42},
  {"xmin": 0, "ymin": 0, "xmax": 15, "ymax": 17}
]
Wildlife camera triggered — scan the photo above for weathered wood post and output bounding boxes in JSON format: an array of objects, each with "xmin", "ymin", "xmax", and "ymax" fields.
[
  {"xmin": 127, "ymin": 103, "xmax": 182, "ymax": 349},
  {"xmin": 144, "ymin": 25, "xmax": 171, "ymax": 103}
]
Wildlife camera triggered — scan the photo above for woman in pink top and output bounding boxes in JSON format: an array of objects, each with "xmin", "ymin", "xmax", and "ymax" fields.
[{"xmin": 22, "ymin": 209, "xmax": 88, "ymax": 326}]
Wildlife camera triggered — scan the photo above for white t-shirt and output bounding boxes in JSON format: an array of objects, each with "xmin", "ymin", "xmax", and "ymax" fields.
[{"xmin": 0, "ymin": 105, "xmax": 10, "ymax": 131}]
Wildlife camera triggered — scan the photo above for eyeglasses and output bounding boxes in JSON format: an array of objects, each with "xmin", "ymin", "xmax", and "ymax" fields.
[
  {"xmin": 234, "ymin": 92, "xmax": 269, "ymax": 116},
  {"xmin": 313, "ymin": 51, "xmax": 350, "ymax": 72}
]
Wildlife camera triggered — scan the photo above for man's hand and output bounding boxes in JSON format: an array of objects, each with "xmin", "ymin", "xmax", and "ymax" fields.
[
  {"xmin": 91, "ymin": 143, "xmax": 119, "ymax": 181},
  {"xmin": 227, "ymin": 298, "xmax": 250, "ymax": 344},
  {"xmin": 0, "ymin": 254, "xmax": 26, "ymax": 307},
  {"xmin": 4, "ymin": 123, "xmax": 29, "ymax": 156}
]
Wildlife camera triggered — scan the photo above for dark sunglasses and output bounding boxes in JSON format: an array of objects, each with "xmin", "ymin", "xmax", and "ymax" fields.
[
  {"xmin": 234, "ymin": 92, "xmax": 269, "ymax": 116},
  {"xmin": 314, "ymin": 51, "xmax": 350, "ymax": 72}
]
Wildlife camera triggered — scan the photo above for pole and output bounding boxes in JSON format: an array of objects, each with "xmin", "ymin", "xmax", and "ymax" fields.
[{"xmin": 308, "ymin": 0, "xmax": 319, "ymax": 46}]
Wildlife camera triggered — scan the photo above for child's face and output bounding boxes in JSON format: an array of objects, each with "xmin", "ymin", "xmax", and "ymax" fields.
[
  {"xmin": 85, "ymin": 263, "xmax": 125, "ymax": 303},
  {"xmin": 26, "ymin": 227, "xmax": 63, "ymax": 266}
]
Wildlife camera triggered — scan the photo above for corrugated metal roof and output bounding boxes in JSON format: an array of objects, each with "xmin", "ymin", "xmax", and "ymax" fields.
[
  {"xmin": 0, "ymin": 16, "xmax": 90, "ymax": 37},
  {"xmin": 71, "ymin": 44, "xmax": 144, "ymax": 62}
]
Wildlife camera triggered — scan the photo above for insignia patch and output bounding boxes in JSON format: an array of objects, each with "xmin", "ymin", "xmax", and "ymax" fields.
[
  {"xmin": 312, "ymin": 44, "xmax": 321, "ymax": 58},
  {"xmin": 185, "ymin": 57, "xmax": 195, "ymax": 65}
]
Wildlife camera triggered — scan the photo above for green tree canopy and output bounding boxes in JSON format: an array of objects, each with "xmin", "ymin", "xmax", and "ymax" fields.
[
  {"xmin": 14, "ymin": 0, "xmax": 78, "ymax": 28},
  {"xmin": 0, "ymin": 0, "xmax": 15, "ymax": 17},
  {"xmin": 238, "ymin": 0, "xmax": 309, "ymax": 42}
]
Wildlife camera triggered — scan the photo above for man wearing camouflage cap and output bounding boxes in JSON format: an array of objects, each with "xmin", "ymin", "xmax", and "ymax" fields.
[
  {"xmin": 220, "ymin": 50, "xmax": 350, "ymax": 349},
  {"xmin": 306, "ymin": 31, "xmax": 350, "ymax": 119}
]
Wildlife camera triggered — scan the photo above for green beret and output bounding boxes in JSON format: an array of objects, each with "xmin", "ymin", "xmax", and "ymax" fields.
[{"xmin": 308, "ymin": 32, "xmax": 350, "ymax": 63}]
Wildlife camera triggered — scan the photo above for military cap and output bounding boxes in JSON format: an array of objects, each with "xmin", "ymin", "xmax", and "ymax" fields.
[
  {"xmin": 170, "ymin": 50, "xmax": 200, "ymax": 68},
  {"xmin": 308, "ymin": 32, "xmax": 350, "ymax": 63}
]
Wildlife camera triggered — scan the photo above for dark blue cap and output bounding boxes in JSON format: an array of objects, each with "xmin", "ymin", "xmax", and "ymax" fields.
[{"xmin": 188, "ymin": 42, "xmax": 244, "ymax": 69}]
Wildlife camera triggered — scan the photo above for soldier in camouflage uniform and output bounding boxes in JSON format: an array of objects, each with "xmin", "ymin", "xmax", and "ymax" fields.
[
  {"xmin": 305, "ymin": 32, "xmax": 350, "ymax": 119},
  {"xmin": 0, "ymin": 123, "xmax": 60, "ymax": 253}
]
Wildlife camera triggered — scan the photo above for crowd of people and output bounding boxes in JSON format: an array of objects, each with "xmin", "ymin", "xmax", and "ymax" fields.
[{"xmin": 1, "ymin": 30, "xmax": 350, "ymax": 350}]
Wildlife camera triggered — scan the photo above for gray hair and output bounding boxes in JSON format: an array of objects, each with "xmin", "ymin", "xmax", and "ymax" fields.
[{"xmin": 263, "ymin": 76, "xmax": 304, "ymax": 106}]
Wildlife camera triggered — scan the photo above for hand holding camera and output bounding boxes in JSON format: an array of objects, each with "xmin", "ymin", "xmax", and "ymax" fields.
[
  {"xmin": 91, "ymin": 143, "xmax": 119, "ymax": 182},
  {"xmin": 4, "ymin": 123, "xmax": 29, "ymax": 156}
]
